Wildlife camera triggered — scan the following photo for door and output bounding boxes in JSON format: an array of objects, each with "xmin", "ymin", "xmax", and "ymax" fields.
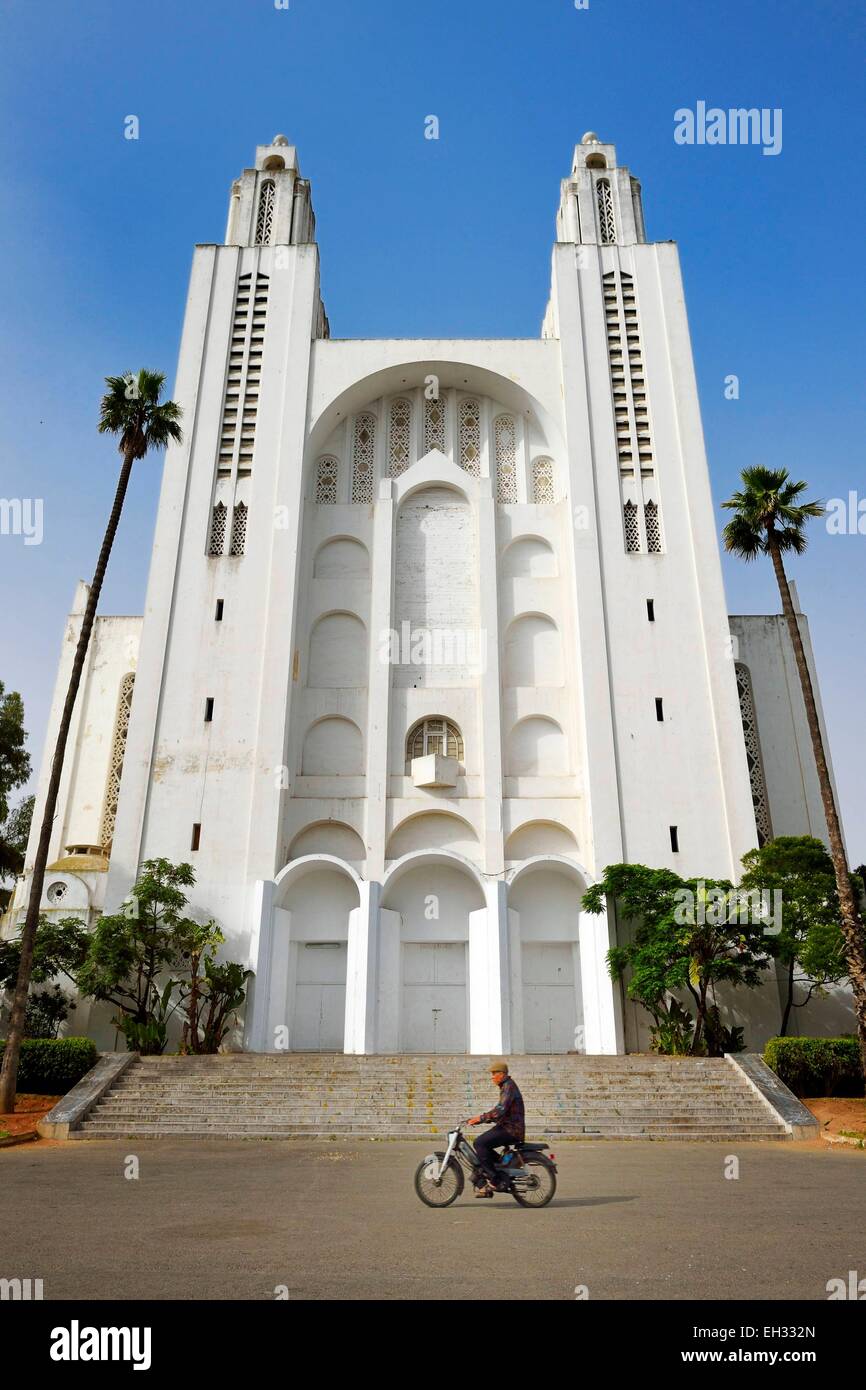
[
  {"xmin": 401, "ymin": 942, "xmax": 467, "ymax": 1053},
  {"xmin": 293, "ymin": 942, "xmax": 347, "ymax": 1051},
  {"xmin": 522, "ymin": 943, "xmax": 576, "ymax": 1053}
]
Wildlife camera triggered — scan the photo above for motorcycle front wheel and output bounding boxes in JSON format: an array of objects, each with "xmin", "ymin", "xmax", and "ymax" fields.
[
  {"xmin": 510, "ymin": 1155, "xmax": 557, "ymax": 1208},
  {"xmin": 414, "ymin": 1152, "xmax": 465, "ymax": 1208}
]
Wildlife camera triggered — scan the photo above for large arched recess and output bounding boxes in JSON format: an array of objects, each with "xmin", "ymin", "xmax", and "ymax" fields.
[
  {"xmin": 305, "ymin": 359, "xmax": 567, "ymax": 481},
  {"xmin": 382, "ymin": 850, "xmax": 486, "ymax": 1054},
  {"xmin": 506, "ymin": 856, "xmax": 591, "ymax": 1055}
]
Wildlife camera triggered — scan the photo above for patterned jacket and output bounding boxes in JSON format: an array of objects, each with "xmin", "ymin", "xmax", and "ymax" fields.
[{"xmin": 480, "ymin": 1075, "xmax": 525, "ymax": 1141}]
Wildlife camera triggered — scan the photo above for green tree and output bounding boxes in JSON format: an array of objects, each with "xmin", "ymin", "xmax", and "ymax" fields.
[
  {"xmin": 0, "ymin": 373, "xmax": 182, "ymax": 1111},
  {"xmin": 76, "ymin": 858, "xmax": 199, "ymax": 1054},
  {"xmin": 739, "ymin": 836, "xmax": 846, "ymax": 1036},
  {"xmin": 722, "ymin": 465, "xmax": 866, "ymax": 1086},
  {"xmin": 0, "ymin": 685, "xmax": 31, "ymax": 883},
  {"xmin": 583, "ymin": 863, "xmax": 773, "ymax": 1055}
]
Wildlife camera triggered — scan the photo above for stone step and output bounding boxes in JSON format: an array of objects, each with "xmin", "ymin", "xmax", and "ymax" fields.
[
  {"xmin": 71, "ymin": 1053, "xmax": 789, "ymax": 1142},
  {"xmin": 75, "ymin": 1123, "xmax": 788, "ymax": 1141}
]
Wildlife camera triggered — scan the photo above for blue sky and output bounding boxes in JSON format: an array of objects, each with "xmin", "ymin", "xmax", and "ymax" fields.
[{"xmin": 1, "ymin": 0, "xmax": 864, "ymax": 859}]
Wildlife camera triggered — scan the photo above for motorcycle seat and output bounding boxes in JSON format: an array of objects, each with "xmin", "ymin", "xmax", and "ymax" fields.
[{"xmin": 515, "ymin": 1141, "xmax": 548, "ymax": 1151}]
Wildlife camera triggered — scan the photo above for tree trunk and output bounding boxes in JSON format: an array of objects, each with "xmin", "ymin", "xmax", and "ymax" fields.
[
  {"xmin": 0, "ymin": 451, "xmax": 135, "ymax": 1114},
  {"xmin": 780, "ymin": 956, "xmax": 795, "ymax": 1037},
  {"xmin": 768, "ymin": 532, "xmax": 866, "ymax": 1088}
]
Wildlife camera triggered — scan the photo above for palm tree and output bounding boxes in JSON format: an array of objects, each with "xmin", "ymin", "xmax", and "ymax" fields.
[
  {"xmin": 0, "ymin": 371, "xmax": 182, "ymax": 1114},
  {"xmin": 722, "ymin": 465, "xmax": 866, "ymax": 1084}
]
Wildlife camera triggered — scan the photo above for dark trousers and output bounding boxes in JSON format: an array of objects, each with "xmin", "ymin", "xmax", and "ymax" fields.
[{"xmin": 474, "ymin": 1125, "xmax": 515, "ymax": 1179}]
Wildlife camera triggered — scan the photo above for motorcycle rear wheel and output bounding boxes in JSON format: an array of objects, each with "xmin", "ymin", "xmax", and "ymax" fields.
[
  {"xmin": 510, "ymin": 1154, "xmax": 557, "ymax": 1208},
  {"xmin": 414, "ymin": 1152, "xmax": 465, "ymax": 1207}
]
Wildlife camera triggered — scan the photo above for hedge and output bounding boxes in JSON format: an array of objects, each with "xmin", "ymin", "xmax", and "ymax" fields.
[
  {"xmin": 0, "ymin": 1037, "xmax": 98, "ymax": 1095},
  {"xmin": 763, "ymin": 1036, "xmax": 864, "ymax": 1097}
]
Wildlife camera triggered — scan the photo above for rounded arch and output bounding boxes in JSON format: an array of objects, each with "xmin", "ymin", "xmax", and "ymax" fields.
[
  {"xmin": 307, "ymin": 611, "xmax": 367, "ymax": 688},
  {"xmin": 507, "ymin": 854, "xmax": 593, "ymax": 891},
  {"xmin": 262, "ymin": 155, "xmax": 286, "ymax": 171},
  {"xmin": 506, "ymin": 715, "xmax": 568, "ymax": 776},
  {"xmin": 288, "ymin": 821, "xmax": 366, "ymax": 862},
  {"xmin": 313, "ymin": 535, "xmax": 369, "ymax": 578},
  {"xmin": 502, "ymin": 534, "xmax": 557, "ymax": 579},
  {"xmin": 585, "ymin": 152, "xmax": 607, "ymax": 169},
  {"xmin": 301, "ymin": 716, "xmax": 364, "ymax": 776},
  {"xmin": 505, "ymin": 821, "xmax": 580, "ymax": 861},
  {"xmin": 385, "ymin": 810, "xmax": 480, "ymax": 862},
  {"xmin": 306, "ymin": 361, "xmax": 567, "ymax": 470},
  {"xmin": 274, "ymin": 852, "xmax": 363, "ymax": 905},
  {"xmin": 382, "ymin": 847, "xmax": 487, "ymax": 897},
  {"xmin": 504, "ymin": 613, "xmax": 564, "ymax": 687}
]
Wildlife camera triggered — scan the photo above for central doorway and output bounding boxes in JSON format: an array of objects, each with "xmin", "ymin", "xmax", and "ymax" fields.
[{"xmin": 401, "ymin": 941, "xmax": 467, "ymax": 1052}]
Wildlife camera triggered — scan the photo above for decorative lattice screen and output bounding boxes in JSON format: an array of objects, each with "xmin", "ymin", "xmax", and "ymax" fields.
[
  {"xmin": 99, "ymin": 672, "xmax": 135, "ymax": 852},
  {"xmin": 351, "ymin": 413, "xmax": 376, "ymax": 502},
  {"xmin": 388, "ymin": 398, "xmax": 412, "ymax": 477},
  {"xmin": 316, "ymin": 456, "xmax": 338, "ymax": 504},
  {"xmin": 458, "ymin": 398, "xmax": 481, "ymax": 476},
  {"xmin": 495, "ymin": 414, "xmax": 518, "ymax": 503},
  {"xmin": 735, "ymin": 663, "xmax": 773, "ymax": 845},
  {"xmin": 255, "ymin": 181, "xmax": 275, "ymax": 246}
]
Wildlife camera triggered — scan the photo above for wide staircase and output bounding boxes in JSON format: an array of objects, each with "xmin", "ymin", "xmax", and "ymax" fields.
[{"xmin": 73, "ymin": 1053, "xmax": 791, "ymax": 1141}]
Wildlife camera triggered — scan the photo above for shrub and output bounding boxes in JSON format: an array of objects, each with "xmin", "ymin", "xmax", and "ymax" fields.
[
  {"xmin": 0, "ymin": 1037, "xmax": 98, "ymax": 1095},
  {"xmin": 764, "ymin": 1036, "xmax": 864, "ymax": 1097}
]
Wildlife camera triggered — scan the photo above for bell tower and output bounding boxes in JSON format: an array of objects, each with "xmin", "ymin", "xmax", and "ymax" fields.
[
  {"xmin": 556, "ymin": 131, "xmax": 647, "ymax": 247},
  {"xmin": 224, "ymin": 134, "xmax": 319, "ymax": 251}
]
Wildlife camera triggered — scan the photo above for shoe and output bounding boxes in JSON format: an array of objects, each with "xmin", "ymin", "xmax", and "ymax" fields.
[{"xmin": 474, "ymin": 1183, "xmax": 494, "ymax": 1198}]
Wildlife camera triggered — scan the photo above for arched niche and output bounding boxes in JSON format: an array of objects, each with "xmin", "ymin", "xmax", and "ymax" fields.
[
  {"xmin": 385, "ymin": 811, "xmax": 480, "ymax": 862},
  {"xmin": 307, "ymin": 612, "xmax": 367, "ymax": 688},
  {"xmin": 503, "ymin": 614, "xmax": 563, "ymax": 687},
  {"xmin": 502, "ymin": 535, "xmax": 557, "ymax": 579},
  {"xmin": 506, "ymin": 716, "xmax": 568, "ymax": 776},
  {"xmin": 313, "ymin": 536, "xmax": 370, "ymax": 578},
  {"xmin": 289, "ymin": 821, "xmax": 366, "ymax": 862},
  {"xmin": 505, "ymin": 821, "xmax": 579, "ymax": 860},
  {"xmin": 301, "ymin": 717, "xmax": 364, "ymax": 776}
]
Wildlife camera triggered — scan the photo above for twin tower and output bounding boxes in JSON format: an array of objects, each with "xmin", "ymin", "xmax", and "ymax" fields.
[{"xmin": 20, "ymin": 133, "xmax": 802, "ymax": 1056}]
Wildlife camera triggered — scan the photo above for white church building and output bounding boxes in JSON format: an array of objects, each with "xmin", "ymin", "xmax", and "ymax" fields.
[{"xmin": 8, "ymin": 134, "xmax": 853, "ymax": 1054}]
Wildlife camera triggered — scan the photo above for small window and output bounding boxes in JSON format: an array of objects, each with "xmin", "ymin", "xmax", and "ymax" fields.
[
  {"xmin": 669, "ymin": 826, "xmax": 679, "ymax": 853},
  {"xmin": 646, "ymin": 599, "xmax": 655, "ymax": 622},
  {"xmin": 655, "ymin": 697, "xmax": 664, "ymax": 722},
  {"xmin": 191, "ymin": 823, "xmax": 201, "ymax": 852},
  {"xmin": 215, "ymin": 599, "xmax": 224, "ymax": 621},
  {"xmin": 204, "ymin": 697, "xmax": 214, "ymax": 722},
  {"xmin": 406, "ymin": 718, "xmax": 464, "ymax": 767}
]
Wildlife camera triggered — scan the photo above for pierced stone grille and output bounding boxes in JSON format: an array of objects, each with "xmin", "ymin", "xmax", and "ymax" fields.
[
  {"xmin": 458, "ymin": 398, "xmax": 481, "ymax": 476},
  {"xmin": 208, "ymin": 502, "xmax": 227, "ymax": 555},
  {"xmin": 644, "ymin": 499, "xmax": 662, "ymax": 552},
  {"xmin": 388, "ymin": 398, "xmax": 412, "ymax": 477},
  {"xmin": 532, "ymin": 456, "xmax": 555, "ymax": 504},
  {"xmin": 735, "ymin": 663, "xmax": 773, "ymax": 845},
  {"xmin": 597, "ymin": 177, "xmax": 616, "ymax": 245},
  {"xmin": 99, "ymin": 672, "xmax": 135, "ymax": 853},
  {"xmin": 623, "ymin": 500, "xmax": 641, "ymax": 553},
  {"xmin": 407, "ymin": 717, "xmax": 464, "ymax": 764},
  {"xmin": 229, "ymin": 501, "xmax": 248, "ymax": 556},
  {"xmin": 255, "ymin": 180, "xmax": 276, "ymax": 246},
  {"xmin": 494, "ymin": 414, "xmax": 518, "ymax": 503},
  {"xmin": 352, "ymin": 412, "xmax": 376, "ymax": 503},
  {"xmin": 316, "ymin": 456, "xmax": 338, "ymax": 504},
  {"xmin": 424, "ymin": 394, "xmax": 446, "ymax": 455}
]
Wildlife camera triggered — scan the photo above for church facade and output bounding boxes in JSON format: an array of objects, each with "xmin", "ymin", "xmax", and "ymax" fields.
[{"xmin": 8, "ymin": 134, "xmax": 853, "ymax": 1053}]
